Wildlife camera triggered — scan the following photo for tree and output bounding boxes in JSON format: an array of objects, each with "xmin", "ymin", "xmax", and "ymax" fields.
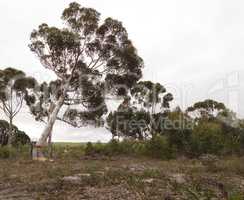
[
  {"xmin": 160, "ymin": 107, "xmax": 193, "ymax": 154},
  {"xmin": 106, "ymin": 81, "xmax": 173, "ymax": 140},
  {"xmin": 0, "ymin": 120, "xmax": 30, "ymax": 147},
  {"xmin": 186, "ymin": 101, "xmax": 244, "ymax": 155},
  {"xmin": 28, "ymin": 2, "xmax": 143, "ymax": 149},
  {"xmin": 0, "ymin": 68, "xmax": 36, "ymax": 145},
  {"xmin": 186, "ymin": 99, "xmax": 226, "ymax": 121},
  {"xmin": 215, "ymin": 109, "xmax": 244, "ymax": 154},
  {"xmin": 106, "ymin": 99, "xmax": 151, "ymax": 140}
]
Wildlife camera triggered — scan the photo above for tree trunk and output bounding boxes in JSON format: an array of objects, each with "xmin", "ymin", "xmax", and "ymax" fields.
[
  {"xmin": 33, "ymin": 75, "xmax": 74, "ymax": 160},
  {"xmin": 33, "ymin": 95, "xmax": 65, "ymax": 160},
  {"xmin": 47, "ymin": 131, "xmax": 53, "ymax": 158},
  {"xmin": 37, "ymin": 95, "xmax": 65, "ymax": 146},
  {"xmin": 7, "ymin": 116, "xmax": 13, "ymax": 146}
]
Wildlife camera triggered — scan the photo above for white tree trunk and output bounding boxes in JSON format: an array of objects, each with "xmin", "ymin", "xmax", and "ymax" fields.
[
  {"xmin": 37, "ymin": 95, "xmax": 65, "ymax": 146},
  {"xmin": 7, "ymin": 116, "xmax": 13, "ymax": 146}
]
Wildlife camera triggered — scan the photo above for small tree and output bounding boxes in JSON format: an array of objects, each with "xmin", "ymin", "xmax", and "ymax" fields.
[
  {"xmin": 106, "ymin": 81, "xmax": 173, "ymax": 140},
  {"xmin": 160, "ymin": 107, "xmax": 193, "ymax": 154},
  {"xmin": 28, "ymin": 2, "xmax": 143, "ymax": 150},
  {"xmin": 106, "ymin": 100, "xmax": 151, "ymax": 140},
  {"xmin": 0, "ymin": 68, "xmax": 36, "ymax": 145},
  {"xmin": 0, "ymin": 120, "xmax": 30, "ymax": 147}
]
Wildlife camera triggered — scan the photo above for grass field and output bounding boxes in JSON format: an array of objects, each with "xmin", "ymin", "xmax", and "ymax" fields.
[{"xmin": 53, "ymin": 142, "xmax": 87, "ymax": 146}]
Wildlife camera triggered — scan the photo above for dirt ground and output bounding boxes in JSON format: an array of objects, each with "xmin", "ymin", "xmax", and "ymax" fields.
[{"xmin": 0, "ymin": 156, "xmax": 244, "ymax": 199}]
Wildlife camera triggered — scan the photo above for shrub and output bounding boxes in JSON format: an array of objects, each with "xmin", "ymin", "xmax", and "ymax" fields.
[
  {"xmin": 240, "ymin": 131, "xmax": 244, "ymax": 153},
  {"xmin": 84, "ymin": 137, "xmax": 175, "ymax": 160},
  {"xmin": 144, "ymin": 135, "xmax": 175, "ymax": 159},
  {"xmin": 229, "ymin": 193, "xmax": 244, "ymax": 200},
  {"xmin": 0, "ymin": 146, "xmax": 17, "ymax": 159},
  {"xmin": 104, "ymin": 139, "xmax": 120, "ymax": 155},
  {"xmin": 84, "ymin": 142, "xmax": 106, "ymax": 156},
  {"xmin": 104, "ymin": 139, "xmax": 144, "ymax": 156},
  {"xmin": 85, "ymin": 142, "xmax": 95, "ymax": 156},
  {"xmin": 190, "ymin": 122, "xmax": 224, "ymax": 156}
]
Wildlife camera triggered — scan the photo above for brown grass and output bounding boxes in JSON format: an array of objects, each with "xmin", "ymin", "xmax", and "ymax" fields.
[{"xmin": 0, "ymin": 156, "xmax": 243, "ymax": 199}]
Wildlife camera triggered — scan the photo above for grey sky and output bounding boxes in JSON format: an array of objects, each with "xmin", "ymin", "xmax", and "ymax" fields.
[{"xmin": 0, "ymin": 0, "xmax": 244, "ymax": 141}]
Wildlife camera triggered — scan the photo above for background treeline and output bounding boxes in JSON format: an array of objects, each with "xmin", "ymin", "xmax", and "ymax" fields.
[
  {"xmin": 87, "ymin": 97, "xmax": 244, "ymax": 159},
  {"xmin": 0, "ymin": 67, "xmax": 243, "ymax": 160}
]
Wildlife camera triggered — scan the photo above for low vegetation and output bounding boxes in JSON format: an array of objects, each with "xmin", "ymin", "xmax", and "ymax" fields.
[{"xmin": 0, "ymin": 145, "xmax": 244, "ymax": 199}]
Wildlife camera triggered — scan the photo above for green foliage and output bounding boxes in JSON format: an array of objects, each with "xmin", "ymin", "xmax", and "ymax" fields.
[
  {"xmin": 187, "ymin": 99, "xmax": 226, "ymax": 120},
  {"xmin": 190, "ymin": 122, "xmax": 224, "ymax": 156},
  {"xmin": 106, "ymin": 79, "xmax": 174, "ymax": 140},
  {"xmin": 161, "ymin": 108, "xmax": 193, "ymax": 154},
  {"xmin": 107, "ymin": 108, "xmax": 150, "ymax": 140},
  {"xmin": 12, "ymin": 130, "xmax": 30, "ymax": 147},
  {"xmin": 144, "ymin": 135, "xmax": 175, "ymax": 159},
  {"xmin": 229, "ymin": 193, "xmax": 244, "ymax": 200},
  {"xmin": 240, "ymin": 131, "xmax": 244, "ymax": 151},
  {"xmin": 0, "ymin": 145, "xmax": 33, "ymax": 159},
  {"xmin": 85, "ymin": 142, "xmax": 100, "ymax": 156},
  {"xmin": 84, "ymin": 136, "xmax": 175, "ymax": 160},
  {"xmin": 131, "ymin": 81, "xmax": 173, "ymax": 112},
  {"xmin": 51, "ymin": 143, "xmax": 86, "ymax": 159},
  {"xmin": 0, "ymin": 120, "xmax": 30, "ymax": 147},
  {"xmin": 0, "ymin": 120, "xmax": 9, "ymax": 146},
  {"xmin": 0, "ymin": 67, "xmax": 36, "ymax": 113},
  {"xmin": 0, "ymin": 146, "xmax": 17, "ymax": 159},
  {"xmin": 85, "ymin": 140, "xmax": 131, "ymax": 156},
  {"xmin": 106, "ymin": 99, "xmax": 244, "ymax": 159}
]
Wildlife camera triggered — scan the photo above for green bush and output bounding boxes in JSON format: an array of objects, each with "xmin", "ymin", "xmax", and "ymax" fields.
[
  {"xmin": 0, "ymin": 146, "xmax": 17, "ymax": 159},
  {"xmin": 0, "ymin": 120, "xmax": 30, "ymax": 147},
  {"xmin": 85, "ymin": 142, "xmax": 99, "ymax": 156},
  {"xmin": 229, "ymin": 192, "xmax": 244, "ymax": 200},
  {"xmin": 52, "ymin": 143, "xmax": 86, "ymax": 159},
  {"xmin": 190, "ymin": 122, "xmax": 224, "ymax": 156},
  {"xmin": 84, "ymin": 137, "xmax": 175, "ymax": 160},
  {"xmin": 240, "ymin": 132, "xmax": 244, "ymax": 152},
  {"xmin": 144, "ymin": 135, "xmax": 175, "ymax": 159},
  {"xmin": 103, "ymin": 139, "xmax": 120, "ymax": 155}
]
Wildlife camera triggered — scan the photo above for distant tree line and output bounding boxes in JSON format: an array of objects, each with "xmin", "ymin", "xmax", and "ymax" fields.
[{"xmin": 106, "ymin": 98, "xmax": 244, "ymax": 157}]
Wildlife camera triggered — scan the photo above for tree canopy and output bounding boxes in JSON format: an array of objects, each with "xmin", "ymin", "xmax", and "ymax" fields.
[
  {"xmin": 28, "ymin": 2, "xmax": 143, "ymax": 145},
  {"xmin": 186, "ymin": 99, "xmax": 226, "ymax": 121},
  {"xmin": 107, "ymin": 81, "xmax": 173, "ymax": 140},
  {"xmin": 0, "ymin": 67, "xmax": 36, "ymax": 144},
  {"xmin": 0, "ymin": 120, "xmax": 30, "ymax": 146}
]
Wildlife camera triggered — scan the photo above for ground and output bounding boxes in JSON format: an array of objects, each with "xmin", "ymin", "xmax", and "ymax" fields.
[{"xmin": 0, "ymin": 155, "xmax": 244, "ymax": 199}]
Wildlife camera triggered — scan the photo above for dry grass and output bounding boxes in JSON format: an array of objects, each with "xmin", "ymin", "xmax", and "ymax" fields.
[{"xmin": 0, "ymin": 155, "xmax": 244, "ymax": 199}]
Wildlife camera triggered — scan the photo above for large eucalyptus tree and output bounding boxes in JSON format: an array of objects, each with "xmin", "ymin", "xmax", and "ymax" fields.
[{"xmin": 28, "ymin": 2, "xmax": 143, "ymax": 147}]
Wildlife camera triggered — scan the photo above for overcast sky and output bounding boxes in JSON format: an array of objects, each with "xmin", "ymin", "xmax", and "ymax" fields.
[{"xmin": 0, "ymin": 0, "xmax": 244, "ymax": 142}]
